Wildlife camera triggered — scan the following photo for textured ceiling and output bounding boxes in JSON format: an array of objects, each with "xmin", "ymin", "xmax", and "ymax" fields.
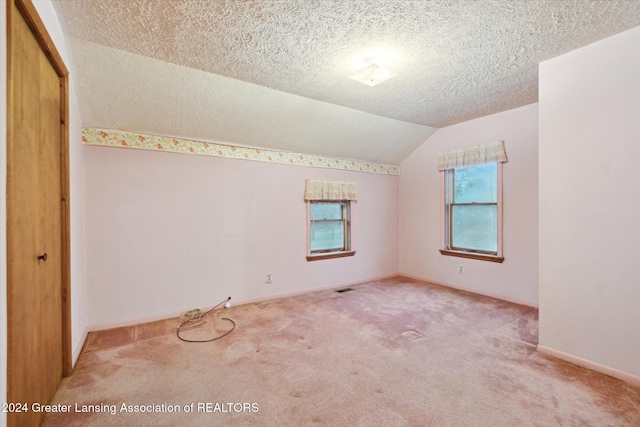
[
  {"xmin": 53, "ymin": 0, "xmax": 640, "ymax": 164},
  {"xmin": 69, "ymin": 37, "xmax": 435, "ymax": 165}
]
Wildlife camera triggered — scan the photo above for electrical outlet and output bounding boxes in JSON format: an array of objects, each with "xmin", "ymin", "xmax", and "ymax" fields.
[
  {"xmin": 458, "ymin": 265, "xmax": 464, "ymax": 275},
  {"xmin": 265, "ymin": 273, "xmax": 272, "ymax": 284}
]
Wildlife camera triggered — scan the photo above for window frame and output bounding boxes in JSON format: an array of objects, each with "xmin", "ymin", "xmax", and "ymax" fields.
[
  {"xmin": 440, "ymin": 162, "xmax": 504, "ymax": 263},
  {"xmin": 306, "ymin": 200, "xmax": 355, "ymax": 261}
]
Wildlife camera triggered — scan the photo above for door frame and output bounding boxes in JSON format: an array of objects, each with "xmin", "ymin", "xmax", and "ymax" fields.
[{"xmin": 6, "ymin": 0, "xmax": 71, "ymax": 376}]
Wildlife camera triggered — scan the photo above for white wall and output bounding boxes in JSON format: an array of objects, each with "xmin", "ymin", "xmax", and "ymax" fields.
[
  {"xmin": 399, "ymin": 104, "xmax": 539, "ymax": 306},
  {"xmin": 1, "ymin": 2, "xmax": 88, "ymax": 423},
  {"xmin": 539, "ymin": 27, "xmax": 640, "ymax": 379},
  {"xmin": 83, "ymin": 146, "xmax": 399, "ymax": 327}
]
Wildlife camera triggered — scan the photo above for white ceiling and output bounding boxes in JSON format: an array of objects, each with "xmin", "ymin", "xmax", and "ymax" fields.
[{"xmin": 53, "ymin": 0, "xmax": 640, "ymax": 165}]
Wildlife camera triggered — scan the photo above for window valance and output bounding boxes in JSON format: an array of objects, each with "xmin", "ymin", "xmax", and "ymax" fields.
[
  {"xmin": 437, "ymin": 140, "xmax": 507, "ymax": 171},
  {"xmin": 304, "ymin": 180, "xmax": 357, "ymax": 201}
]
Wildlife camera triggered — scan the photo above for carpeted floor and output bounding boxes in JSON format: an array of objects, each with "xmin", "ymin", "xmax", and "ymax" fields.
[{"xmin": 43, "ymin": 277, "xmax": 640, "ymax": 426}]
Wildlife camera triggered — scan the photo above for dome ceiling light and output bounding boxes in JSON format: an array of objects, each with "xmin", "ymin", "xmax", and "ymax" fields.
[{"xmin": 349, "ymin": 57, "xmax": 397, "ymax": 87}]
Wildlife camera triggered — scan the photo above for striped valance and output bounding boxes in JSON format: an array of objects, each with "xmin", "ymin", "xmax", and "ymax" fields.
[{"xmin": 438, "ymin": 141, "xmax": 507, "ymax": 170}]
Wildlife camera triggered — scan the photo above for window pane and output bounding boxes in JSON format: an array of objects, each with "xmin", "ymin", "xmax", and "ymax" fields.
[
  {"xmin": 452, "ymin": 205, "xmax": 497, "ymax": 252},
  {"xmin": 310, "ymin": 221, "xmax": 344, "ymax": 251},
  {"xmin": 310, "ymin": 203, "xmax": 342, "ymax": 220},
  {"xmin": 454, "ymin": 163, "xmax": 497, "ymax": 203}
]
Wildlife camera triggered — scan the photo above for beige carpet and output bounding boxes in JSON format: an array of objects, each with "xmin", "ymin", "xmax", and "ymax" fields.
[{"xmin": 43, "ymin": 277, "xmax": 640, "ymax": 426}]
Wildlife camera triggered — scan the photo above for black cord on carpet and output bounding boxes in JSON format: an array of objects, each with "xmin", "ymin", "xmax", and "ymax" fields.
[{"xmin": 176, "ymin": 297, "xmax": 236, "ymax": 343}]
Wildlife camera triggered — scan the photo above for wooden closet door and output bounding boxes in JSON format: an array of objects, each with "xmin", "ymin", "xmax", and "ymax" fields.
[{"xmin": 7, "ymin": 1, "xmax": 69, "ymax": 425}]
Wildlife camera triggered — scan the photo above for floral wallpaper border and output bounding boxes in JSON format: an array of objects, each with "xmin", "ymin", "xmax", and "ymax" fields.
[{"xmin": 82, "ymin": 128, "xmax": 401, "ymax": 176}]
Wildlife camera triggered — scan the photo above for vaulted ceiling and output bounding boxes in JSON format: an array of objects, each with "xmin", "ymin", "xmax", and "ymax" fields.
[{"xmin": 53, "ymin": 0, "xmax": 640, "ymax": 165}]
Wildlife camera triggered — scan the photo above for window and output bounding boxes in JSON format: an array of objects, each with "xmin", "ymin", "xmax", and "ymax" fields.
[
  {"xmin": 438, "ymin": 141, "xmax": 506, "ymax": 263},
  {"xmin": 304, "ymin": 180, "xmax": 356, "ymax": 261},
  {"xmin": 309, "ymin": 201, "xmax": 352, "ymax": 255}
]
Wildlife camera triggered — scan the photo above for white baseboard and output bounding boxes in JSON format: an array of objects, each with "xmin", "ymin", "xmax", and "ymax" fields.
[
  {"xmin": 537, "ymin": 345, "xmax": 640, "ymax": 387},
  {"xmin": 234, "ymin": 273, "xmax": 398, "ymax": 307},
  {"xmin": 72, "ymin": 327, "xmax": 89, "ymax": 367},
  {"xmin": 87, "ymin": 273, "xmax": 399, "ymax": 332},
  {"xmin": 89, "ymin": 311, "xmax": 187, "ymax": 332},
  {"xmin": 399, "ymin": 273, "xmax": 538, "ymax": 308}
]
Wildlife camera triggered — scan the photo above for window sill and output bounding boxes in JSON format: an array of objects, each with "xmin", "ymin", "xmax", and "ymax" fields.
[
  {"xmin": 307, "ymin": 251, "xmax": 356, "ymax": 262},
  {"xmin": 439, "ymin": 249, "xmax": 504, "ymax": 263}
]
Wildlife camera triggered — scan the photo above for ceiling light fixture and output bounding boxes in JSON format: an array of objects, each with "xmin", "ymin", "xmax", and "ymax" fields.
[{"xmin": 349, "ymin": 57, "xmax": 397, "ymax": 87}]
